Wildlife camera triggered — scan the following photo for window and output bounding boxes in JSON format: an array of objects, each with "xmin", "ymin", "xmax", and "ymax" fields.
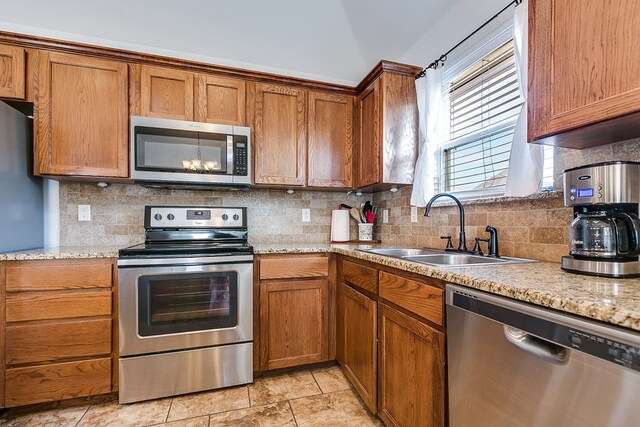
[{"xmin": 437, "ymin": 38, "xmax": 554, "ymax": 198}]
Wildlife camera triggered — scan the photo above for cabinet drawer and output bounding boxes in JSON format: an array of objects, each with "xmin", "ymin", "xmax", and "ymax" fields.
[
  {"xmin": 6, "ymin": 259, "xmax": 112, "ymax": 292},
  {"xmin": 6, "ymin": 291, "xmax": 112, "ymax": 322},
  {"xmin": 6, "ymin": 319, "xmax": 112, "ymax": 365},
  {"xmin": 4, "ymin": 358, "xmax": 112, "ymax": 407},
  {"xmin": 379, "ymin": 271, "xmax": 443, "ymax": 326},
  {"xmin": 260, "ymin": 256, "xmax": 328, "ymax": 279},
  {"xmin": 343, "ymin": 260, "xmax": 378, "ymax": 294}
]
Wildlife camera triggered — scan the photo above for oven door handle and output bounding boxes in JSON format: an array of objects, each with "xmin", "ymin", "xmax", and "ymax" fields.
[{"xmin": 118, "ymin": 254, "xmax": 254, "ymax": 267}]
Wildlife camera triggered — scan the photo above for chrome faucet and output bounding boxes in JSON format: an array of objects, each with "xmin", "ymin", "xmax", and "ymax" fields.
[{"xmin": 424, "ymin": 193, "xmax": 468, "ymax": 252}]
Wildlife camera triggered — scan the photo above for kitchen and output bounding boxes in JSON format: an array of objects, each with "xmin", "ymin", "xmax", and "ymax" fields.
[{"xmin": 0, "ymin": 0, "xmax": 639, "ymax": 426}]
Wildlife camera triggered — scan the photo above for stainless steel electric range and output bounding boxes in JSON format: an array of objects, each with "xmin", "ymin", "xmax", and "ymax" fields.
[{"xmin": 117, "ymin": 206, "xmax": 253, "ymax": 404}]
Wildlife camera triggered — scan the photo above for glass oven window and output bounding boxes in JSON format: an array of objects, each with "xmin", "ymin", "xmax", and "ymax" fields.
[
  {"xmin": 137, "ymin": 271, "xmax": 238, "ymax": 336},
  {"xmin": 134, "ymin": 126, "xmax": 228, "ymax": 174}
]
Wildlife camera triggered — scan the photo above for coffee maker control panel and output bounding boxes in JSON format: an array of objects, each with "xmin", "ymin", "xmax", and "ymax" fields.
[{"xmin": 563, "ymin": 161, "xmax": 639, "ymax": 206}]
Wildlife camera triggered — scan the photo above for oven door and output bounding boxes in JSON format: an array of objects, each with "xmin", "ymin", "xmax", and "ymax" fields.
[{"xmin": 118, "ymin": 255, "xmax": 253, "ymax": 357}]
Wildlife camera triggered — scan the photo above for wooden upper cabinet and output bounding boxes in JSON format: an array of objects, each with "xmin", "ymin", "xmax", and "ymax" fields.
[
  {"xmin": 357, "ymin": 80, "xmax": 381, "ymax": 188},
  {"xmin": 355, "ymin": 65, "xmax": 418, "ymax": 189},
  {"xmin": 0, "ymin": 44, "xmax": 25, "ymax": 99},
  {"xmin": 377, "ymin": 303, "xmax": 445, "ymax": 427},
  {"xmin": 35, "ymin": 51, "xmax": 128, "ymax": 177},
  {"xmin": 195, "ymin": 74, "xmax": 245, "ymax": 125},
  {"xmin": 307, "ymin": 91, "xmax": 353, "ymax": 188},
  {"xmin": 250, "ymin": 83, "xmax": 306, "ymax": 186},
  {"xmin": 140, "ymin": 65, "xmax": 194, "ymax": 121},
  {"xmin": 529, "ymin": 0, "xmax": 640, "ymax": 148}
]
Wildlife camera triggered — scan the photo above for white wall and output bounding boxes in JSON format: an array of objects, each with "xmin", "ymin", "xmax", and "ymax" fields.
[{"xmin": 400, "ymin": 0, "xmax": 510, "ymax": 68}]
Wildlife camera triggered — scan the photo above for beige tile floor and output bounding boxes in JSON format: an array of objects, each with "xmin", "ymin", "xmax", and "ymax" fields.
[{"xmin": 0, "ymin": 365, "xmax": 382, "ymax": 427}]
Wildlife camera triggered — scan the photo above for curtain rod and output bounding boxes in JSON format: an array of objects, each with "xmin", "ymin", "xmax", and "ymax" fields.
[{"xmin": 415, "ymin": 0, "xmax": 522, "ymax": 79}]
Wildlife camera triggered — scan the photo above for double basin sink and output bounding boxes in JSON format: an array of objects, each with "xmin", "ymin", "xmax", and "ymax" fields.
[{"xmin": 358, "ymin": 248, "xmax": 534, "ymax": 267}]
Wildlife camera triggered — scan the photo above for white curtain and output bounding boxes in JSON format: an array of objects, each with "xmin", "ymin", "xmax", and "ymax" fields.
[
  {"xmin": 504, "ymin": 0, "xmax": 544, "ymax": 197},
  {"xmin": 411, "ymin": 68, "xmax": 443, "ymax": 207}
]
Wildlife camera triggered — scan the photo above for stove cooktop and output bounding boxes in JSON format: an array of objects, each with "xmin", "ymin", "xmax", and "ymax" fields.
[{"xmin": 119, "ymin": 242, "xmax": 254, "ymax": 258}]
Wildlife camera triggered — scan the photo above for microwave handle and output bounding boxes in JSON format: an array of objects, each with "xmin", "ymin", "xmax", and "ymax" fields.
[
  {"xmin": 613, "ymin": 212, "xmax": 640, "ymax": 257},
  {"xmin": 227, "ymin": 135, "xmax": 234, "ymax": 175}
]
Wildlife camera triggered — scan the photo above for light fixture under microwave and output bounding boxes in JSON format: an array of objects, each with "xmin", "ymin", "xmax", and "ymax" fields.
[{"xmin": 130, "ymin": 116, "xmax": 251, "ymax": 188}]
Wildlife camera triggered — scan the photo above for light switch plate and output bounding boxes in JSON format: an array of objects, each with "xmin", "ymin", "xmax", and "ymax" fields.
[
  {"xmin": 411, "ymin": 206, "xmax": 418, "ymax": 223},
  {"xmin": 78, "ymin": 204, "xmax": 91, "ymax": 221},
  {"xmin": 383, "ymin": 209, "xmax": 389, "ymax": 224},
  {"xmin": 301, "ymin": 208, "xmax": 311, "ymax": 222}
]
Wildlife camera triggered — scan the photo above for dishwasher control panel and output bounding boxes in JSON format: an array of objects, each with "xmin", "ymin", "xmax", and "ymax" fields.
[{"xmin": 567, "ymin": 330, "xmax": 640, "ymax": 371}]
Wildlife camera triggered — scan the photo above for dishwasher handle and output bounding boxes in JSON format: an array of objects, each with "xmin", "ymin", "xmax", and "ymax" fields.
[{"xmin": 504, "ymin": 326, "xmax": 569, "ymax": 365}]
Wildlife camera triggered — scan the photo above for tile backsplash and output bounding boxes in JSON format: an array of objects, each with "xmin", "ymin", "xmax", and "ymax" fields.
[
  {"xmin": 59, "ymin": 184, "xmax": 364, "ymax": 246},
  {"xmin": 373, "ymin": 189, "xmax": 570, "ymax": 262},
  {"xmin": 58, "ymin": 137, "xmax": 638, "ymax": 263}
]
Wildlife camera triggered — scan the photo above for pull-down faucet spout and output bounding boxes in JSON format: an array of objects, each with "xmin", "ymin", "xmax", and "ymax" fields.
[{"xmin": 424, "ymin": 193, "xmax": 468, "ymax": 252}]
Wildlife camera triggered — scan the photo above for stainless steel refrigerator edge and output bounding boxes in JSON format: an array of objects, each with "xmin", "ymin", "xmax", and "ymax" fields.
[
  {"xmin": 0, "ymin": 101, "xmax": 43, "ymax": 253},
  {"xmin": 446, "ymin": 284, "xmax": 640, "ymax": 427}
]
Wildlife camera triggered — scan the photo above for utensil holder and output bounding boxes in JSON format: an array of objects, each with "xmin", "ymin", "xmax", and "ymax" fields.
[{"xmin": 358, "ymin": 223, "xmax": 374, "ymax": 241}]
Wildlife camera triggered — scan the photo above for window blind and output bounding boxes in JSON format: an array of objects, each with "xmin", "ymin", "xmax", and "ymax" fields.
[{"xmin": 443, "ymin": 40, "xmax": 523, "ymax": 194}]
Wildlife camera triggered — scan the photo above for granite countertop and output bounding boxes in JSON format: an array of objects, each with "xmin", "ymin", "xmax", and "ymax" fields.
[
  {"xmin": 0, "ymin": 246, "xmax": 121, "ymax": 261},
  {"xmin": 2, "ymin": 242, "xmax": 639, "ymax": 331}
]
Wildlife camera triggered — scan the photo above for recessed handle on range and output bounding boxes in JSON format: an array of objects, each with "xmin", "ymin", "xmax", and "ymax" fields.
[{"xmin": 504, "ymin": 326, "xmax": 569, "ymax": 365}]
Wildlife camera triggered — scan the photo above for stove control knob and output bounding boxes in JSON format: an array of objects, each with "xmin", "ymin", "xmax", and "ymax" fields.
[
  {"xmin": 222, "ymin": 214, "xmax": 229, "ymax": 221},
  {"xmin": 154, "ymin": 213, "xmax": 162, "ymax": 221},
  {"xmin": 233, "ymin": 214, "xmax": 240, "ymax": 221},
  {"xmin": 167, "ymin": 213, "xmax": 175, "ymax": 221}
]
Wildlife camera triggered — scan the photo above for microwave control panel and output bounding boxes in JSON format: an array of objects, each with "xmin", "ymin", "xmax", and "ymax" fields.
[{"xmin": 234, "ymin": 137, "xmax": 248, "ymax": 176}]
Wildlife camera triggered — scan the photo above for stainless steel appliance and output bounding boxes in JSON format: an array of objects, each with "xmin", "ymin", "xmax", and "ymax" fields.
[
  {"xmin": 562, "ymin": 161, "xmax": 640, "ymax": 277},
  {"xmin": 447, "ymin": 284, "xmax": 640, "ymax": 427},
  {"xmin": 117, "ymin": 206, "xmax": 253, "ymax": 404},
  {"xmin": 130, "ymin": 116, "xmax": 251, "ymax": 188}
]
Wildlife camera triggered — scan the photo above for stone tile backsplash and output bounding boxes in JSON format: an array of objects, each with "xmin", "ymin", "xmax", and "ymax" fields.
[
  {"xmin": 58, "ymin": 137, "xmax": 638, "ymax": 263},
  {"xmin": 59, "ymin": 183, "xmax": 366, "ymax": 247},
  {"xmin": 372, "ymin": 187, "xmax": 571, "ymax": 262}
]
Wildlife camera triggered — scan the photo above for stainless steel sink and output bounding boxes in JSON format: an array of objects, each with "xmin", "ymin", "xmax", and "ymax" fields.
[
  {"xmin": 359, "ymin": 248, "xmax": 534, "ymax": 267},
  {"xmin": 359, "ymin": 248, "xmax": 441, "ymax": 257}
]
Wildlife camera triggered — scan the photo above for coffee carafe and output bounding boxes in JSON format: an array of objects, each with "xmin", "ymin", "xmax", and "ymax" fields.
[
  {"xmin": 569, "ymin": 210, "xmax": 640, "ymax": 258},
  {"xmin": 562, "ymin": 161, "xmax": 640, "ymax": 278}
]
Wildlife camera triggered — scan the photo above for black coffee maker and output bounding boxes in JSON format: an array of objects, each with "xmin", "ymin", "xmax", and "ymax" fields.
[{"xmin": 562, "ymin": 161, "xmax": 640, "ymax": 278}]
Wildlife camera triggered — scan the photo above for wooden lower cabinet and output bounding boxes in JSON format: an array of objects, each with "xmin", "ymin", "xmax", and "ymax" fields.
[
  {"xmin": 337, "ymin": 282, "xmax": 377, "ymax": 413},
  {"xmin": 1, "ymin": 259, "xmax": 116, "ymax": 408},
  {"xmin": 259, "ymin": 278, "xmax": 329, "ymax": 370},
  {"xmin": 5, "ymin": 358, "xmax": 112, "ymax": 407},
  {"xmin": 377, "ymin": 303, "xmax": 446, "ymax": 427}
]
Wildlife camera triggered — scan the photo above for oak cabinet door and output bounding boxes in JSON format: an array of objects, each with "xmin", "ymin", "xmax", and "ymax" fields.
[
  {"xmin": 529, "ymin": 0, "xmax": 640, "ymax": 147},
  {"xmin": 377, "ymin": 303, "xmax": 445, "ymax": 427},
  {"xmin": 140, "ymin": 65, "xmax": 194, "ymax": 121},
  {"xmin": 250, "ymin": 83, "xmax": 306, "ymax": 186},
  {"xmin": 337, "ymin": 282, "xmax": 377, "ymax": 413},
  {"xmin": 195, "ymin": 74, "xmax": 245, "ymax": 125},
  {"xmin": 259, "ymin": 279, "xmax": 328, "ymax": 370},
  {"xmin": 307, "ymin": 91, "xmax": 353, "ymax": 188},
  {"xmin": 357, "ymin": 79, "xmax": 380, "ymax": 188},
  {"xmin": 0, "ymin": 44, "xmax": 25, "ymax": 99},
  {"xmin": 35, "ymin": 51, "xmax": 128, "ymax": 177}
]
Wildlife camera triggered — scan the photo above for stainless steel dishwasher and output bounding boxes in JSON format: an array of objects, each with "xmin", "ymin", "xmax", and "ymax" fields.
[{"xmin": 446, "ymin": 284, "xmax": 640, "ymax": 427}]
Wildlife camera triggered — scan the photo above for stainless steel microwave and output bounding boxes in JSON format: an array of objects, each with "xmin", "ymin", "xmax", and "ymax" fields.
[{"xmin": 130, "ymin": 116, "xmax": 251, "ymax": 188}]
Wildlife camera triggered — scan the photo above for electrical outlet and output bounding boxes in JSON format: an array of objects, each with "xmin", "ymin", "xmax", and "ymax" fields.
[
  {"xmin": 411, "ymin": 206, "xmax": 418, "ymax": 223},
  {"xmin": 78, "ymin": 204, "xmax": 91, "ymax": 221},
  {"xmin": 383, "ymin": 209, "xmax": 389, "ymax": 224},
  {"xmin": 301, "ymin": 208, "xmax": 311, "ymax": 222}
]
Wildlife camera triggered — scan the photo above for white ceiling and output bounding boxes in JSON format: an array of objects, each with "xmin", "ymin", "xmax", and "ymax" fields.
[{"xmin": 0, "ymin": 0, "xmax": 456, "ymax": 86}]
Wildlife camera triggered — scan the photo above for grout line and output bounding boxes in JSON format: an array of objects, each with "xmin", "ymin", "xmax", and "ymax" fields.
[
  {"xmin": 247, "ymin": 385, "xmax": 253, "ymax": 407},
  {"xmin": 310, "ymin": 369, "xmax": 324, "ymax": 394},
  {"xmin": 74, "ymin": 404, "xmax": 91, "ymax": 427},
  {"xmin": 164, "ymin": 399, "xmax": 173, "ymax": 423},
  {"xmin": 287, "ymin": 400, "xmax": 299, "ymax": 427}
]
